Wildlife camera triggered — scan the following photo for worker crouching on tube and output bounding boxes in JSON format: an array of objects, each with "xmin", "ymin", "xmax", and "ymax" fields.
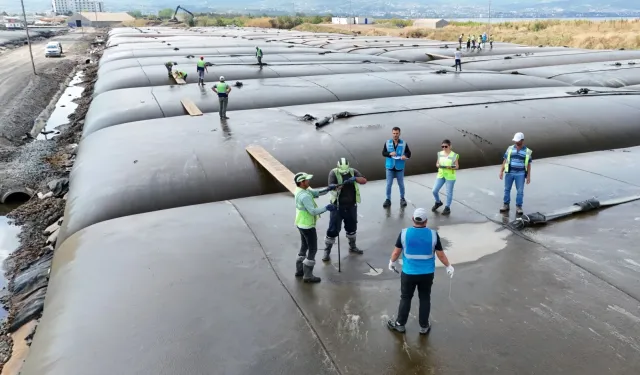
[
  {"xmin": 322, "ymin": 158, "xmax": 368, "ymax": 262},
  {"xmin": 387, "ymin": 208, "xmax": 455, "ymax": 334},
  {"xmin": 431, "ymin": 139, "xmax": 459, "ymax": 215},
  {"xmin": 294, "ymin": 172, "xmax": 338, "ymax": 283},
  {"xmin": 164, "ymin": 61, "xmax": 174, "ymax": 77}
]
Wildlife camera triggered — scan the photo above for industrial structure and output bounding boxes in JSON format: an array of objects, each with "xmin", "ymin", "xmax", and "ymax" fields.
[
  {"xmin": 6, "ymin": 26, "xmax": 640, "ymax": 375},
  {"xmin": 413, "ymin": 18, "xmax": 450, "ymax": 28},
  {"xmin": 52, "ymin": 0, "xmax": 104, "ymax": 14},
  {"xmin": 66, "ymin": 12, "xmax": 133, "ymax": 27}
]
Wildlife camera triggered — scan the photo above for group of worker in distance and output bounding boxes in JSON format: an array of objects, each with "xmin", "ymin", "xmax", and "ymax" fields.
[
  {"xmin": 293, "ymin": 127, "xmax": 532, "ymax": 334},
  {"xmin": 163, "ymin": 47, "xmax": 264, "ymax": 119},
  {"xmin": 458, "ymin": 33, "xmax": 493, "ymax": 50}
]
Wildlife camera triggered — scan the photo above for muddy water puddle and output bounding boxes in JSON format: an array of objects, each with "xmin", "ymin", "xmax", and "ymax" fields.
[{"xmin": 37, "ymin": 71, "xmax": 85, "ymax": 140}]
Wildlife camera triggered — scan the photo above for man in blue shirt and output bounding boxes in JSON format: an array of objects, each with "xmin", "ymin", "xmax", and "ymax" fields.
[
  {"xmin": 499, "ymin": 132, "xmax": 533, "ymax": 215},
  {"xmin": 382, "ymin": 127, "xmax": 411, "ymax": 208},
  {"xmin": 387, "ymin": 208, "xmax": 454, "ymax": 334}
]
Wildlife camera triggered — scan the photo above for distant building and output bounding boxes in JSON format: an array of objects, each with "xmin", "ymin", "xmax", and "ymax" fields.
[
  {"xmin": 332, "ymin": 16, "xmax": 372, "ymax": 25},
  {"xmin": 52, "ymin": 0, "xmax": 105, "ymax": 14},
  {"xmin": 413, "ymin": 18, "xmax": 450, "ymax": 29},
  {"xmin": 67, "ymin": 12, "xmax": 133, "ymax": 27},
  {"xmin": 2, "ymin": 16, "xmax": 24, "ymax": 30}
]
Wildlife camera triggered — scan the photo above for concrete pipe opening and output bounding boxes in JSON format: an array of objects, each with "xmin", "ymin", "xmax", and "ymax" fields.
[{"xmin": 1, "ymin": 189, "xmax": 33, "ymax": 205}]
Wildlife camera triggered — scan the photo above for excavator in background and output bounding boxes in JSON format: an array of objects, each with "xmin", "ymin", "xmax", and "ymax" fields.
[{"xmin": 169, "ymin": 5, "xmax": 195, "ymax": 24}]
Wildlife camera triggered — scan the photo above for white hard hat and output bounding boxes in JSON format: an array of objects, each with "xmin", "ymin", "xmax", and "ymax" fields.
[
  {"xmin": 219, "ymin": 76, "xmax": 225, "ymax": 81},
  {"xmin": 512, "ymin": 132, "xmax": 525, "ymax": 142}
]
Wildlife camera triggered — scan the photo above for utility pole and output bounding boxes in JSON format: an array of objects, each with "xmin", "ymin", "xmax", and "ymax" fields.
[
  {"xmin": 349, "ymin": 0, "xmax": 352, "ymax": 32},
  {"xmin": 488, "ymin": 0, "xmax": 492, "ymax": 37},
  {"xmin": 20, "ymin": 0, "xmax": 37, "ymax": 75}
]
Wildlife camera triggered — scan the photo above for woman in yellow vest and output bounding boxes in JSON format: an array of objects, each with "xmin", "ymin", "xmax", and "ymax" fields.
[{"xmin": 431, "ymin": 139, "xmax": 459, "ymax": 215}]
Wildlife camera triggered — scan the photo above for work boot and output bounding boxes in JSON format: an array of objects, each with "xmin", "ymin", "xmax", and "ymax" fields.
[
  {"xmin": 387, "ymin": 320, "xmax": 406, "ymax": 333},
  {"xmin": 400, "ymin": 198, "xmax": 407, "ymax": 207},
  {"xmin": 442, "ymin": 206, "xmax": 451, "ymax": 215},
  {"xmin": 516, "ymin": 206, "xmax": 523, "ymax": 215},
  {"xmin": 383, "ymin": 199, "xmax": 391, "ymax": 208},
  {"xmin": 302, "ymin": 264, "xmax": 321, "ymax": 283},
  {"xmin": 322, "ymin": 237, "xmax": 334, "ymax": 262},
  {"xmin": 499, "ymin": 203, "xmax": 510, "ymax": 212},
  {"xmin": 295, "ymin": 257, "xmax": 304, "ymax": 278},
  {"xmin": 431, "ymin": 201, "xmax": 443, "ymax": 212},
  {"xmin": 347, "ymin": 236, "xmax": 363, "ymax": 255},
  {"xmin": 419, "ymin": 323, "xmax": 432, "ymax": 335}
]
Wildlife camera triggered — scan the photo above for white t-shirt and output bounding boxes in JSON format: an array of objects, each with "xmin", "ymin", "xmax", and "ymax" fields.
[{"xmin": 454, "ymin": 51, "xmax": 462, "ymax": 60}]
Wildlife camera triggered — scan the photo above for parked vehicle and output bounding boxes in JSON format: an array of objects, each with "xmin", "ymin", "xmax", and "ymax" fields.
[{"xmin": 45, "ymin": 41, "xmax": 62, "ymax": 57}]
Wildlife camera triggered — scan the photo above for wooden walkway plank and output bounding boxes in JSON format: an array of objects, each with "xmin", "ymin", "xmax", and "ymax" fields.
[
  {"xmin": 245, "ymin": 145, "xmax": 297, "ymax": 194},
  {"xmin": 181, "ymin": 98, "xmax": 203, "ymax": 116},
  {"xmin": 172, "ymin": 71, "xmax": 186, "ymax": 84}
]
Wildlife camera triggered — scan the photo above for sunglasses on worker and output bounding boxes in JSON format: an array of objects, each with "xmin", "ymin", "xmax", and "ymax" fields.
[{"xmin": 441, "ymin": 145, "xmax": 449, "ymax": 148}]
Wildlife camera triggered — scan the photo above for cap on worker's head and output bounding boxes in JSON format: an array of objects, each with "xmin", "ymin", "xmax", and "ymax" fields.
[
  {"xmin": 219, "ymin": 76, "xmax": 225, "ymax": 81},
  {"xmin": 337, "ymin": 157, "xmax": 350, "ymax": 173},
  {"xmin": 413, "ymin": 208, "xmax": 429, "ymax": 223},
  {"xmin": 294, "ymin": 172, "xmax": 313, "ymax": 183},
  {"xmin": 512, "ymin": 132, "xmax": 525, "ymax": 142}
]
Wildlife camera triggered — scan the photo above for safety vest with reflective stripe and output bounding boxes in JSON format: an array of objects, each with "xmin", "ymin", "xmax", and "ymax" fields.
[
  {"xmin": 197, "ymin": 60, "xmax": 206, "ymax": 68},
  {"xmin": 400, "ymin": 227, "xmax": 437, "ymax": 275},
  {"xmin": 504, "ymin": 145, "xmax": 533, "ymax": 173},
  {"xmin": 295, "ymin": 187, "xmax": 318, "ymax": 229},
  {"xmin": 329, "ymin": 168, "xmax": 360, "ymax": 204},
  {"xmin": 385, "ymin": 139, "xmax": 406, "ymax": 170},
  {"xmin": 256, "ymin": 48, "xmax": 263, "ymax": 57},
  {"xmin": 437, "ymin": 151, "xmax": 458, "ymax": 180}
]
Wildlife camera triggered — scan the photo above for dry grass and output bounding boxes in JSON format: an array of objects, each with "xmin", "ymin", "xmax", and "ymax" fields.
[
  {"xmin": 295, "ymin": 19, "xmax": 640, "ymax": 49},
  {"xmin": 244, "ymin": 17, "xmax": 274, "ymax": 28}
]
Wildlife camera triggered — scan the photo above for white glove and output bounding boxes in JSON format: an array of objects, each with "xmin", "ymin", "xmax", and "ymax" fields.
[
  {"xmin": 446, "ymin": 265, "xmax": 455, "ymax": 278},
  {"xmin": 388, "ymin": 259, "xmax": 399, "ymax": 273}
]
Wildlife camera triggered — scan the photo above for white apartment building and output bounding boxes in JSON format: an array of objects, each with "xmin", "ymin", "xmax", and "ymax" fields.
[{"xmin": 52, "ymin": 0, "xmax": 104, "ymax": 14}]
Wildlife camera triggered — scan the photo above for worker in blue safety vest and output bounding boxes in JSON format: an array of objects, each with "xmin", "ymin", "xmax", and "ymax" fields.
[
  {"xmin": 196, "ymin": 56, "xmax": 208, "ymax": 86},
  {"xmin": 212, "ymin": 76, "xmax": 231, "ymax": 119},
  {"xmin": 499, "ymin": 132, "xmax": 533, "ymax": 215},
  {"xmin": 387, "ymin": 208, "xmax": 454, "ymax": 334},
  {"xmin": 382, "ymin": 126, "xmax": 411, "ymax": 208}
]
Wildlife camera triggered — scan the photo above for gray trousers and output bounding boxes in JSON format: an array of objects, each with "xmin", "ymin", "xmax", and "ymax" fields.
[{"xmin": 218, "ymin": 97, "xmax": 228, "ymax": 118}]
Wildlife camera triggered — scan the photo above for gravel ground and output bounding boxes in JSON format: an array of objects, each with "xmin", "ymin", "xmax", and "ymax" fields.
[{"xmin": 0, "ymin": 40, "xmax": 102, "ymax": 372}]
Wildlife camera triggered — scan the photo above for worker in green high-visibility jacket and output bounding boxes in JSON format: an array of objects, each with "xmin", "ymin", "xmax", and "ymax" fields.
[
  {"xmin": 212, "ymin": 76, "xmax": 231, "ymax": 119},
  {"xmin": 196, "ymin": 56, "xmax": 208, "ymax": 86},
  {"xmin": 164, "ymin": 61, "xmax": 174, "ymax": 77},
  {"xmin": 256, "ymin": 46, "xmax": 263, "ymax": 67},
  {"xmin": 293, "ymin": 172, "xmax": 337, "ymax": 283}
]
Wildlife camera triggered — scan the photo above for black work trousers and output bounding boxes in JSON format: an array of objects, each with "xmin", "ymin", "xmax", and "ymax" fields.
[
  {"xmin": 326, "ymin": 205, "xmax": 358, "ymax": 238},
  {"xmin": 396, "ymin": 272, "xmax": 435, "ymax": 327},
  {"xmin": 297, "ymin": 227, "xmax": 318, "ymax": 261}
]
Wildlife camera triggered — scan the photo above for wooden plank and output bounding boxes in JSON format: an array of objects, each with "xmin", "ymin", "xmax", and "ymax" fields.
[
  {"xmin": 172, "ymin": 71, "xmax": 186, "ymax": 84},
  {"xmin": 425, "ymin": 53, "xmax": 453, "ymax": 60},
  {"xmin": 181, "ymin": 98, "xmax": 203, "ymax": 116},
  {"xmin": 245, "ymin": 145, "xmax": 297, "ymax": 194}
]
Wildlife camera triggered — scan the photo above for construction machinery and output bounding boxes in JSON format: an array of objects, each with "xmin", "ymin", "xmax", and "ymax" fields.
[{"xmin": 169, "ymin": 5, "xmax": 195, "ymax": 24}]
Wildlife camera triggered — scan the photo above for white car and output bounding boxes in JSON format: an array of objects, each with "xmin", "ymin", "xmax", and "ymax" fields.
[{"xmin": 45, "ymin": 42, "xmax": 63, "ymax": 57}]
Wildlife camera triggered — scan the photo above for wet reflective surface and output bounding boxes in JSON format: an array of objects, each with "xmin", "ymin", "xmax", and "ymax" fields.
[
  {"xmin": 37, "ymin": 71, "xmax": 85, "ymax": 140},
  {"xmin": 25, "ymin": 147, "xmax": 640, "ymax": 375}
]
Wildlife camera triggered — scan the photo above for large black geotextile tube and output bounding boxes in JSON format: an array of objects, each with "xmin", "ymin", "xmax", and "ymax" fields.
[
  {"xmin": 60, "ymin": 88, "xmax": 640, "ymax": 243},
  {"xmin": 509, "ymin": 60, "xmax": 640, "ymax": 88},
  {"xmin": 83, "ymin": 71, "xmax": 570, "ymax": 137},
  {"xmin": 97, "ymin": 53, "xmax": 401, "ymax": 75},
  {"xmin": 100, "ymin": 46, "xmax": 331, "ymax": 65},
  {"xmin": 25, "ymin": 147, "xmax": 640, "ymax": 375},
  {"xmin": 93, "ymin": 62, "xmax": 437, "ymax": 96},
  {"xmin": 376, "ymin": 46, "xmax": 573, "ymax": 61},
  {"xmin": 429, "ymin": 50, "xmax": 640, "ymax": 71}
]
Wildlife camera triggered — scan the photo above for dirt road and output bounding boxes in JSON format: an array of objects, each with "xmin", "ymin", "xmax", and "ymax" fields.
[{"xmin": 0, "ymin": 29, "xmax": 91, "ymax": 144}]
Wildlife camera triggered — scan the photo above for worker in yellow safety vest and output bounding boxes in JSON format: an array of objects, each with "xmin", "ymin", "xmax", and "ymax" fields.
[
  {"xmin": 431, "ymin": 139, "xmax": 459, "ymax": 215},
  {"xmin": 294, "ymin": 172, "xmax": 337, "ymax": 283},
  {"xmin": 196, "ymin": 56, "xmax": 208, "ymax": 86},
  {"xmin": 499, "ymin": 132, "xmax": 533, "ymax": 215},
  {"xmin": 256, "ymin": 46, "xmax": 263, "ymax": 67},
  {"xmin": 322, "ymin": 158, "xmax": 368, "ymax": 262},
  {"xmin": 212, "ymin": 76, "xmax": 231, "ymax": 119}
]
